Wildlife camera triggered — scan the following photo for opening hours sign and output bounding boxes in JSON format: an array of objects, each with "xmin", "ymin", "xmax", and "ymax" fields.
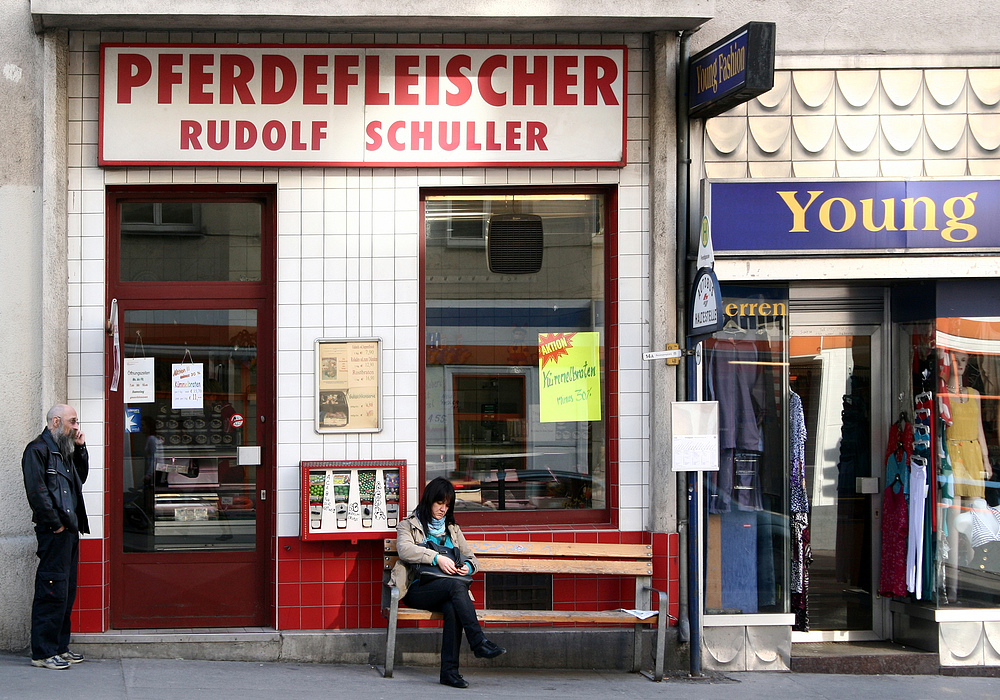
[{"xmin": 100, "ymin": 44, "xmax": 627, "ymax": 168}]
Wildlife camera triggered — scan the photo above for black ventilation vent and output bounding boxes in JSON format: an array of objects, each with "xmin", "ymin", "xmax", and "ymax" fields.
[{"xmin": 487, "ymin": 215, "xmax": 543, "ymax": 275}]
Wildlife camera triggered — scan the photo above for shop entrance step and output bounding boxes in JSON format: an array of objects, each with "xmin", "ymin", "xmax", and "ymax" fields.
[{"xmin": 791, "ymin": 641, "xmax": 938, "ymax": 675}]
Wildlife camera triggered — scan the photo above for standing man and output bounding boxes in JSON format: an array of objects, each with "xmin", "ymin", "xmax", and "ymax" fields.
[{"xmin": 21, "ymin": 404, "xmax": 90, "ymax": 670}]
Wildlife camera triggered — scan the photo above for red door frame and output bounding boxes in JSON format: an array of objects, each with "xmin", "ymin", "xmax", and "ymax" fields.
[{"xmin": 106, "ymin": 184, "xmax": 277, "ymax": 628}]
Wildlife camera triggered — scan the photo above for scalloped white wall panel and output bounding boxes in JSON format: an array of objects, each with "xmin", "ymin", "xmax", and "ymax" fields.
[
  {"xmin": 837, "ymin": 71, "xmax": 879, "ymax": 108},
  {"xmin": 705, "ymin": 68, "xmax": 1000, "ymax": 179}
]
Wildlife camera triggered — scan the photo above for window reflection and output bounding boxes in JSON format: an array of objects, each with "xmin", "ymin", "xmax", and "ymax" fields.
[
  {"xmin": 423, "ymin": 193, "xmax": 606, "ymax": 514},
  {"xmin": 122, "ymin": 309, "xmax": 258, "ymax": 552},
  {"xmin": 933, "ymin": 318, "xmax": 1000, "ymax": 606},
  {"xmin": 120, "ymin": 201, "xmax": 262, "ymax": 282}
]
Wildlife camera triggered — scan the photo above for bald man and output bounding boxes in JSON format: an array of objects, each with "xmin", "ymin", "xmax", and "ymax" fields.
[{"xmin": 21, "ymin": 404, "xmax": 90, "ymax": 670}]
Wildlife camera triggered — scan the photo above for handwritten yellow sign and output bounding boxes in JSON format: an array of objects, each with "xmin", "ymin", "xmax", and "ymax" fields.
[{"xmin": 538, "ymin": 332, "xmax": 601, "ymax": 423}]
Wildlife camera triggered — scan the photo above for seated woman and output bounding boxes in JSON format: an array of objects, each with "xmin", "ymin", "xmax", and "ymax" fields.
[{"xmin": 390, "ymin": 477, "xmax": 506, "ymax": 688}]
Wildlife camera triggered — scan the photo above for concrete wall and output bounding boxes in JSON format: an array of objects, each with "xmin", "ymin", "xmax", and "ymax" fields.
[
  {"xmin": 0, "ymin": 0, "xmax": 46, "ymax": 653},
  {"xmin": 698, "ymin": 1, "xmax": 1000, "ymax": 57}
]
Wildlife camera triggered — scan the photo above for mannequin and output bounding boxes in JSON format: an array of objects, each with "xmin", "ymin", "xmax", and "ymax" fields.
[
  {"xmin": 954, "ymin": 498, "xmax": 1000, "ymax": 545},
  {"xmin": 945, "ymin": 350, "xmax": 992, "ymax": 598}
]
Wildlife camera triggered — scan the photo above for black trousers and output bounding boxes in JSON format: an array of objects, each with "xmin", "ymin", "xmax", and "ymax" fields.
[
  {"xmin": 31, "ymin": 529, "xmax": 79, "ymax": 660},
  {"xmin": 403, "ymin": 577, "xmax": 485, "ymax": 676}
]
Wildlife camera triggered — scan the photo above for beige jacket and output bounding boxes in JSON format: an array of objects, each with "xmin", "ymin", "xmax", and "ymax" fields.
[{"xmin": 388, "ymin": 513, "xmax": 480, "ymax": 600}]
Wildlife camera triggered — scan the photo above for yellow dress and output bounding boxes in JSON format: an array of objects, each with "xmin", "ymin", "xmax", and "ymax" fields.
[{"xmin": 945, "ymin": 387, "xmax": 986, "ymax": 499}]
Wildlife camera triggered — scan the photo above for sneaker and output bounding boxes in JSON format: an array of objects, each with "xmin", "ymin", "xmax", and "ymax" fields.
[
  {"xmin": 59, "ymin": 650, "xmax": 85, "ymax": 664},
  {"xmin": 472, "ymin": 639, "xmax": 506, "ymax": 659},
  {"xmin": 440, "ymin": 672, "xmax": 469, "ymax": 688},
  {"xmin": 31, "ymin": 655, "xmax": 70, "ymax": 670}
]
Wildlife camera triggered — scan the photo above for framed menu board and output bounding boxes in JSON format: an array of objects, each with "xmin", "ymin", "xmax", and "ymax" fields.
[
  {"xmin": 301, "ymin": 459, "xmax": 405, "ymax": 540},
  {"xmin": 314, "ymin": 338, "xmax": 381, "ymax": 433}
]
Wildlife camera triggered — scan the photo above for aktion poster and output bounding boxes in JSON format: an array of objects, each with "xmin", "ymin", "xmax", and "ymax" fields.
[{"xmin": 538, "ymin": 332, "xmax": 601, "ymax": 422}]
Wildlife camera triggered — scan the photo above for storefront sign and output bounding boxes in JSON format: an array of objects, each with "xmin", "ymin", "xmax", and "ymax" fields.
[
  {"xmin": 689, "ymin": 22, "xmax": 775, "ymax": 120},
  {"xmin": 689, "ymin": 267, "xmax": 723, "ymax": 336},
  {"xmin": 100, "ymin": 44, "xmax": 627, "ymax": 167},
  {"xmin": 709, "ymin": 180, "xmax": 1000, "ymax": 254},
  {"xmin": 314, "ymin": 338, "xmax": 381, "ymax": 433},
  {"xmin": 538, "ymin": 331, "xmax": 602, "ymax": 422}
]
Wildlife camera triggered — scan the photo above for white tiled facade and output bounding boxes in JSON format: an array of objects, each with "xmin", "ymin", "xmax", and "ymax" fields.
[{"xmin": 66, "ymin": 30, "xmax": 653, "ymax": 540}]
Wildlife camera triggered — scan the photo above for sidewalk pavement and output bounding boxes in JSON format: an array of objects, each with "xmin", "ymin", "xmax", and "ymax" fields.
[{"xmin": 1, "ymin": 652, "xmax": 996, "ymax": 700}]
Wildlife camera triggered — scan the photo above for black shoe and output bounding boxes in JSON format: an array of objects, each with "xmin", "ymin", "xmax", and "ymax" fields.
[
  {"xmin": 440, "ymin": 673, "xmax": 469, "ymax": 688},
  {"xmin": 472, "ymin": 639, "xmax": 506, "ymax": 659}
]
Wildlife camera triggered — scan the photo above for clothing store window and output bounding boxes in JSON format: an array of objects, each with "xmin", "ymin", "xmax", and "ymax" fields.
[
  {"xmin": 702, "ymin": 285, "xmax": 790, "ymax": 615},
  {"xmin": 423, "ymin": 189, "xmax": 613, "ymax": 524},
  {"xmin": 891, "ymin": 281, "xmax": 1000, "ymax": 608}
]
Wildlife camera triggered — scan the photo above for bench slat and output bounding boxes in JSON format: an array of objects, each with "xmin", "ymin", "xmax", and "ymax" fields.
[
  {"xmin": 477, "ymin": 557, "xmax": 652, "ymax": 576},
  {"xmin": 395, "ymin": 608, "xmax": 657, "ymax": 625},
  {"xmin": 385, "ymin": 539, "xmax": 651, "ymax": 560},
  {"xmin": 384, "ymin": 555, "xmax": 651, "ymax": 576},
  {"xmin": 468, "ymin": 541, "xmax": 651, "ymax": 558}
]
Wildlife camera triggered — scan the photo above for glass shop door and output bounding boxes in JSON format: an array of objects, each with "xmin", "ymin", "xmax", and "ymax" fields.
[
  {"xmin": 789, "ymin": 324, "xmax": 885, "ymax": 640},
  {"xmin": 107, "ymin": 187, "xmax": 274, "ymax": 628}
]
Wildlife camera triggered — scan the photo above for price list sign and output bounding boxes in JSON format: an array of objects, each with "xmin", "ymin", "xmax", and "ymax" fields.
[{"xmin": 315, "ymin": 338, "xmax": 382, "ymax": 433}]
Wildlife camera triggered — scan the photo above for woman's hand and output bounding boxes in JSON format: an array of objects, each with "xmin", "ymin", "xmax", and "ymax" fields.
[{"xmin": 436, "ymin": 555, "xmax": 469, "ymax": 576}]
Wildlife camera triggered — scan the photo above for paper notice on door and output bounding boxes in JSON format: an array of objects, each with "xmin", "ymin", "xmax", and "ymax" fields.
[
  {"xmin": 125, "ymin": 357, "xmax": 155, "ymax": 403},
  {"xmin": 171, "ymin": 363, "xmax": 204, "ymax": 409}
]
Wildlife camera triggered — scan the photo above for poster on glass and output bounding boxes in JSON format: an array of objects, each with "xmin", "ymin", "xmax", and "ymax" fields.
[{"xmin": 314, "ymin": 338, "xmax": 382, "ymax": 433}]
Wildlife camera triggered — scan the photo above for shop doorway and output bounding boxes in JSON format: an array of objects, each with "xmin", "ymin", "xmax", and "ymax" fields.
[
  {"xmin": 107, "ymin": 187, "xmax": 275, "ymax": 628},
  {"xmin": 790, "ymin": 323, "xmax": 885, "ymax": 640}
]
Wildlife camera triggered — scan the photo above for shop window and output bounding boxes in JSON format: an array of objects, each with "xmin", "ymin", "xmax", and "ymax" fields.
[
  {"xmin": 891, "ymin": 281, "xmax": 1000, "ymax": 608},
  {"xmin": 702, "ymin": 286, "xmax": 789, "ymax": 615},
  {"xmin": 423, "ymin": 190, "xmax": 611, "ymax": 523}
]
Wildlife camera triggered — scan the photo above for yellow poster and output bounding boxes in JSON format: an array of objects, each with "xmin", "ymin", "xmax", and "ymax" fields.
[{"xmin": 538, "ymin": 332, "xmax": 601, "ymax": 423}]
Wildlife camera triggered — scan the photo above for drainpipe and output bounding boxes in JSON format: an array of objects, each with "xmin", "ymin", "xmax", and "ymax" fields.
[{"xmin": 675, "ymin": 28, "xmax": 702, "ymax": 677}]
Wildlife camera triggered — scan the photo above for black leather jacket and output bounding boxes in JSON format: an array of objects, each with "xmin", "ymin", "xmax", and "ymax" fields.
[{"xmin": 22, "ymin": 428, "xmax": 90, "ymax": 534}]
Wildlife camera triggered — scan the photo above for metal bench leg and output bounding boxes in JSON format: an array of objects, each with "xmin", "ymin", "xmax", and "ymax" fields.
[
  {"xmin": 383, "ymin": 586, "xmax": 400, "ymax": 678},
  {"xmin": 633, "ymin": 576, "xmax": 650, "ymax": 673},
  {"xmin": 653, "ymin": 588, "xmax": 667, "ymax": 681},
  {"xmin": 632, "ymin": 622, "xmax": 643, "ymax": 673}
]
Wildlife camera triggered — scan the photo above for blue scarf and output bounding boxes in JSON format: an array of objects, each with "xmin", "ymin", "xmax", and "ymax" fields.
[{"xmin": 427, "ymin": 516, "xmax": 446, "ymax": 540}]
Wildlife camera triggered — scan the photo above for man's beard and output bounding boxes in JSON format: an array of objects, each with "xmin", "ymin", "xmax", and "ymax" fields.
[{"xmin": 56, "ymin": 429, "xmax": 76, "ymax": 462}]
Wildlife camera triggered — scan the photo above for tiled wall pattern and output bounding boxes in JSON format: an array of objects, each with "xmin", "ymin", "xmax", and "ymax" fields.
[
  {"xmin": 704, "ymin": 69, "xmax": 1000, "ymax": 179},
  {"xmin": 66, "ymin": 30, "xmax": 657, "ymax": 630}
]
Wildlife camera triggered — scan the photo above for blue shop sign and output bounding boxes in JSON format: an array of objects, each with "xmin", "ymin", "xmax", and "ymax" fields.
[
  {"xmin": 709, "ymin": 180, "xmax": 1000, "ymax": 254},
  {"xmin": 689, "ymin": 22, "xmax": 775, "ymax": 120}
]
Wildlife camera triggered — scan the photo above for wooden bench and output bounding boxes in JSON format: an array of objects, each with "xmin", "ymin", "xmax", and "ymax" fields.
[{"xmin": 381, "ymin": 539, "xmax": 670, "ymax": 681}]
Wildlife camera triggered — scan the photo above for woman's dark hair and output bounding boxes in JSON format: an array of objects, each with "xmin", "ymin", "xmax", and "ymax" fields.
[{"xmin": 414, "ymin": 477, "xmax": 457, "ymax": 530}]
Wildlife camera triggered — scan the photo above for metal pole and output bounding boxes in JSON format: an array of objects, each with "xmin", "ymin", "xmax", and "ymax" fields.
[
  {"xmin": 686, "ymin": 342, "xmax": 702, "ymax": 677},
  {"xmin": 675, "ymin": 28, "xmax": 703, "ymax": 678}
]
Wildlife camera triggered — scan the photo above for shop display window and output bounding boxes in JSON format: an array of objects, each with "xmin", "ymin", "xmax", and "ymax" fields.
[
  {"xmin": 701, "ymin": 285, "xmax": 789, "ymax": 615},
  {"xmin": 891, "ymin": 281, "xmax": 1000, "ymax": 607},
  {"xmin": 423, "ymin": 190, "xmax": 610, "ymax": 521}
]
